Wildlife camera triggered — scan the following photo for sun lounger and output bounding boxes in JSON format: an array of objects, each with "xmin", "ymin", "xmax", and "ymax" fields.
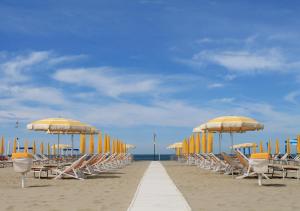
[
  {"xmin": 54, "ymin": 154, "xmax": 88, "ymax": 180},
  {"xmin": 221, "ymin": 152, "xmax": 243, "ymax": 176}
]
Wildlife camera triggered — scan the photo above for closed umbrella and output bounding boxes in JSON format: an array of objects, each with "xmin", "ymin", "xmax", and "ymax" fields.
[
  {"xmin": 47, "ymin": 143, "xmax": 50, "ymax": 156},
  {"xmin": 286, "ymin": 138, "xmax": 291, "ymax": 154},
  {"xmin": 0, "ymin": 136, "xmax": 4, "ymax": 155},
  {"xmin": 53, "ymin": 144, "xmax": 56, "ymax": 156},
  {"xmin": 195, "ymin": 133, "xmax": 200, "ymax": 154},
  {"xmin": 189, "ymin": 135, "xmax": 195, "ymax": 154},
  {"xmin": 275, "ymin": 139, "xmax": 280, "ymax": 155},
  {"xmin": 13, "ymin": 138, "xmax": 17, "ymax": 153},
  {"xmin": 259, "ymin": 141, "xmax": 263, "ymax": 153},
  {"xmin": 40, "ymin": 142, "xmax": 44, "ymax": 154},
  {"xmin": 98, "ymin": 133, "xmax": 102, "ymax": 154},
  {"xmin": 268, "ymin": 139, "xmax": 272, "ymax": 154},
  {"xmin": 80, "ymin": 134, "xmax": 86, "ymax": 154},
  {"xmin": 194, "ymin": 116, "xmax": 263, "ymax": 153},
  {"xmin": 202, "ymin": 132, "xmax": 207, "ymax": 153},
  {"xmin": 89, "ymin": 134, "xmax": 94, "ymax": 154},
  {"xmin": 24, "ymin": 140, "xmax": 28, "ymax": 153},
  {"xmin": 33, "ymin": 141, "xmax": 36, "ymax": 154}
]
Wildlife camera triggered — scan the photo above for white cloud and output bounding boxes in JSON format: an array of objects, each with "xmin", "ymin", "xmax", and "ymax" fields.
[
  {"xmin": 193, "ymin": 48, "xmax": 288, "ymax": 73},
  {"xmin": 208, "ymin": 83, "xmax": 224, "ymax": 89},
  {"xmin": 53, "ymin": 67, "xmax": 162, "ymax": 98},
  {"xmin": 211, "ymin": 98, "xmax": 235, "ymax": 103},
  {"xmin": 284, "ymin": 91, "xmax": 300, "ymax": 103}
]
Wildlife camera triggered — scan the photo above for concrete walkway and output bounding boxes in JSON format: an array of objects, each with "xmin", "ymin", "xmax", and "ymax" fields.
[{"xmin": 127, "ymin": 161, "xmax": 191, "ymax": 211}]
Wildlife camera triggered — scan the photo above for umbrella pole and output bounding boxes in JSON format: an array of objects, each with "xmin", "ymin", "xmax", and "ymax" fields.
[
  {"xmin": 57, "ymin": 134, "xmax": 60, "ymax": 159},
  {"xmin": 230, "ymin": 132, "xmax": 233, "ymax": 153},
  {"xmin": 219, "ymin": 133, "xmax": 222, "ymax": 154},
  {"xmin": 71, "ymin": 134, "xmax": 74, "ymax": 157}
]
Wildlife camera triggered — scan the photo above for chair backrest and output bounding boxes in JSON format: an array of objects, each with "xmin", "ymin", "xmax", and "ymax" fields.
[
  {"xmin": 235, "ymin": 150, "xmax": 249, "ymax": 169},
  {"xmin": 70, "ymin": 154, "xmax": 88, "ymax": 169},
  {"xmin": 221, "ymin": 152, "xmax": 235, "ymax": 166}
]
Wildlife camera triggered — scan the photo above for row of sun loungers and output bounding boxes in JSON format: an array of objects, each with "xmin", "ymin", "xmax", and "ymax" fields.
[
  {"xmin": 183, "ymin": 151, "xmax": 300, "ymax": 180},
  {"xmin": 31, "ymin": 153, "xmax": 133, "ymax": 179}
]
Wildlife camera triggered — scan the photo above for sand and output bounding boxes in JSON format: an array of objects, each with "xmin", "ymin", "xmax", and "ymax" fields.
[
  {"xmin": 0, "ymin": 161, "xmax": 149, "ymax": 211},
  {"xmin": 163, "ymin": 161, "xmax": 300, "ymax": 211}
]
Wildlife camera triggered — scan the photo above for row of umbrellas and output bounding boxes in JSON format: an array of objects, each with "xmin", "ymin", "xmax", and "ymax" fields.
[{"xmin": 168, "ymin": 116, "xmax": 264, "ymax": 154}]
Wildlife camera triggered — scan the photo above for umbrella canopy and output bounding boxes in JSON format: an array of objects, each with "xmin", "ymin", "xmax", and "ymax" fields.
[
  {"xmin": 207, "ymin": 133, "xmax": 213, "ymax": 153},
  {"xmin": 259, "ymin": 141, "xmax": 264, "ymax": 152},
  {"xmin": 80, "ymin": 134, "xmax": 86, "ymax": 154},
  {"xmin": 47, "ymin": 143, "xmax": 50, "ymax": 155},
  {"xmin": 201, "ymin": 132, "xmax": 207, "ymax": 153},
  {"xmin": 167, "ymin": 142, "xmax": 182, "ymax": 149},
  {"xmin": 40, "ymin": 142, "xmax": 44, "ymax": 154},
  {"xmin": 231, "ymin": 142, "xmax": 257, "ymax": 149},
  {"xmin": 89, "ymin": 134, "xmax": 94, "ymax": 154},
  {"xmin": 13, "ymin": 138, "xmax": 17, "ymax": 153},
  {"xmin": 126, "ymin": 144, "xmax": 136, "ymax": 149},
  {"xmin": 189, "ymin": 135, "xmax": 195, "ymax": 154},
  {"xmin": 51, "ymin": 144, "xmax": 71, "ymax": 150},
  {"xmin": 194, "ymin": 116, "xmax": 264, "ymax": 133},
  {"xmin": 193, "ymin": 116, "xmax": 263, "ymax": 153},
  {"xmin": 27, "ymin": 118, "xmax": 98, "ymax": 134},
  {"xmin": 27, "ymin": 118, "xmax": 98, "ymax": 157},
  {"xmin": 33, "ymin": 141, "xmax": 36, "ymax": 154},
  {"xmin": 286, "ymin": 138, "xmax": 291, "ymax": 154},
  {"xmin": 268, "ymin": 139, "xmax": 272, "ymax": 154},
  {"xmin": 0, "ymin": 136, "xmax": 4, "ymax": 155}
]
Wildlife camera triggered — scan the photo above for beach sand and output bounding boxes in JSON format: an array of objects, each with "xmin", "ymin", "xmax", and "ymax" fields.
[
  {"xmin": 163, "ymin": 161, "xmax": 300, "ymax": 211},
  {"xmin": 0, "ymin": 161, "xmax": 149, "ymax": 211}
]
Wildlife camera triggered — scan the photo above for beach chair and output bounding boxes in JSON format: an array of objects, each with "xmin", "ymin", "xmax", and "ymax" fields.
[
  {"xmin": 208, "ymin": 153, "xmax": 228, "ymax": 173},
  {"xmin": 54, "ymin": 154, "xmax": 88, "ymax": 180},
  {"xmin": 221, "ymin": 152, "xmax": 243, "ymax": 176},
  {"xmin": 235, "ymin": 150, "xmax": 269, "ymax": 180}
]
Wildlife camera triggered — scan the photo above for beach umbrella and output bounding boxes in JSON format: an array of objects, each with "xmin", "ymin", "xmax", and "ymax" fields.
[
  {"xmin": 0, "ymin": 136, "xmax": 4, "ymax": 155},
  {"xmin": 167, "ymin": 142, "xmax": 182, "ymax": 149},
  {"xmin": 207, "ymin": 132, "xmax": 213, "ymax": 153},
  {"xmin": 24, "ymin": 140, "xmax": 28, "ymax": 153},
  {"xmin": 195, "ymin": 133, "xmax": 200, "ymax": 154},
  {"xmin": 27, "ymin": 118, "xmax": 98, "ymax": 157},
  {"xmin": 194, "ymin": 116, "xmax": 264, "ymax": 153},
  {"xmin": 107, "ymin": 135, "xmax": 111, "ymax": 153},
  {"xmin": 275, "ymin": 139, "xmax": 280, "ymax": 154},
  {"xmin": 80, "ymin": 134, "xmax": 86, "ymax": 154},
  {"xmin": 40, "ymin": 142, "xmax": 44, "ymax": 154},
  {"xmin": 53, "ymin": 144, "xmax": 56, "ymax": 156},
  {"xmin": 297, "ymin": 136, "xmax": 300, "ymax": 154},
  {"xmin": 98, "ymin": 133, "xmax": 102, "ymax": 154},
  {"xmin": 252, "ymin": 145, "xmax": 256, "ymax": 153},
  {"xmin": 13, "ymin": 138, "xmax": 17, "ymax": 153},
  {"xmin": 89, "ymin": 134, "xmax": 94, "ymax": 154},
  {"xmin": 126, "ymin": 144, "xmax": 136, "ymax": 150},
  {"xmin": 201, "ymin": 132, "xmax": 207, "ymax": 153},
  {"xmin": 259, "ymin": 141, "xmax": 263, "ymax": 152},
  {"xmin": 33, "ymin": 141, "xmax": 36, "ymax": 154},
  {"xmin": 47, "ymin": 143, "xmax": 50, "ymax": 156},
  {"xmin": 189, "ymin": 135, "xmax": 195, "ymax": 154},
  {"xmin": 286, "ymin": 138, "xmax": 291, "ymax": 154},
  {"xmin": 268, "ymin": 139, "xmax": 272, "ymax": 154}
]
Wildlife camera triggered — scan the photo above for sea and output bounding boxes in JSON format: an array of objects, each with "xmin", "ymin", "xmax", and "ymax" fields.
[{"xmin": 133, "ymin": 154, "xmax": 175, "ymax": 161}]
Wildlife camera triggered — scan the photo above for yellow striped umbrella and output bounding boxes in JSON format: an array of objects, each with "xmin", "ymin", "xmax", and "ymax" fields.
[
  {"xmin": 194, "ymin": 116, "xmax": 264, "ymax": 153},
  {"xmin": 98, "ymin": 133, "xmax": 102, "ymax": 153},
  {"xmin": 0, "ymin": 136, "xmax": 4, "ymax": 155},
  {"xmin": 40, "ymin": 142, "xmax": 44, "ymax": 154},
  {"xmin": 33, "ymin": 141, "xmax": 36, "ymax": 154},
  {"xmin": 207, "ymin": 132, "xmax": 213, "ymax": 153},
  {"xmin": 259, "ymin": 140, "xmax": 263, "ymax": 153},
  {"xmin": 297, "ymin": 136, "xmax": 300, "ymax": 154},
  {"xmin": 27, "ymin": 118, "xmax": 98, "ymax": 157},
  {"xmin": 275, "ymin": 138, "xmax": 280, "ymax": 154},
  {"xmin": 268, "ymin": 139, "xmax": 272, "ymax": 154},
  {"xmin": 107, "ymin": 135, "xmax": 111, "ymax": 153},
  {"xmin": 80, "ymin": 134, "xmax": 86, "ymax": 154},
  {"xmin": 286, "ymin": 138, "xmax": 291, "ymax": 154},
  {"xmin": 13, "ymin": 138, "xmax": 17, "ymax": 153},
  {"xmin": 89, "ymin": 134, "xmax": 94, "ymax": 154},
  {"xmin": 202, "ymin": 132, "xmax": 207, "ymax": 153}
]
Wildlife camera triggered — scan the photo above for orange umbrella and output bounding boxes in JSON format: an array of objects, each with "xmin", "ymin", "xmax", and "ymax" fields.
[
  {"xmin": 286, "ymin": 138, "xmax": 291, "ymax": 154},
  {"xmin": 268, "ymin": 139, "xmax": 271, "ymax": 154},
  {"xmin": 275, "ymin": 138, "xmax": 280, "ymax": 154},
  {"xmin": 259, "ymin": 140, "xmax": 263, "ymax": 153},
  {"xmin": 80, "ymin": 134, "xmax": 86, "ymax": 154},
  {"xmin": 195, "ymin": 133, "xmax": 200, "ymax": 154},
  {"xmin": 0, "ymin": 136, "xmax": 4, "ymax": 155},
  {"xmin": 40, "ymin": 142, "xmax": 44, "ymax": 154},
  {"xmin": 297, "ymin": 136, "xmax": 300, "ymax": 154},
  {"xmin": 98, "ymin": 133, "xmax": 102, "ymax": 154},
  {"xmin": 207, "ymin": 133, "xmax": 213, "ymax": 153},
  {"xmin": 189, "ymin": 135, "xmax": 195, "ymax": 154},
  {"xmin": 89, "ymin": 134, "xmax": 94, "ymax": 154},
  {"xmin": 12, "ymin": 138, "xmax": 17, "ymax": 153}
]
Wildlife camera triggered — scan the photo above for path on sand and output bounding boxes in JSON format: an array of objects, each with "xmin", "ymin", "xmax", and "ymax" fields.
[{"xmin": 127, "ymin": 161, "xmax": 191, "ymax": 211}]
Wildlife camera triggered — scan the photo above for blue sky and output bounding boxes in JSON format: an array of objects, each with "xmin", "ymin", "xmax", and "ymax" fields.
[{"xmin": 1, "ymin": 0, "xmax": 300, "ymax": 154}]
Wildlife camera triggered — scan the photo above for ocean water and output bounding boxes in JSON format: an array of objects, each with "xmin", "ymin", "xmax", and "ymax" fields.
[{"xmin": 133, "ymin": 154, "xmax": 174, "ymax": 161}]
